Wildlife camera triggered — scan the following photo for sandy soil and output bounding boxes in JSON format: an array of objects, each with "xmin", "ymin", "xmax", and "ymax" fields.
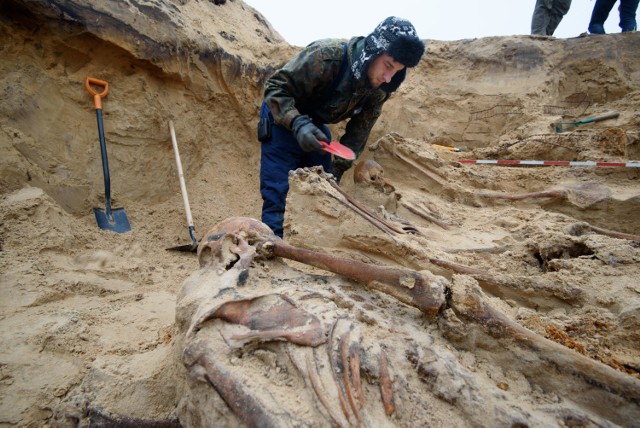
[{"xmin": 0, "ymin": 1, "xmax": 639, "ymax": 426}]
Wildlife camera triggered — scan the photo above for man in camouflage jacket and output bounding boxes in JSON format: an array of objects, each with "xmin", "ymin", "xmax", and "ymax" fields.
[{"xmin": 258, "ymin": 16, "xmax": 425, "ymax": 237}]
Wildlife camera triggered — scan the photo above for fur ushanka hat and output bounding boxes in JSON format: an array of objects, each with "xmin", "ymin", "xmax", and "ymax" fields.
[{"xmin": 352, "ymin": 16, "xmax": 425, "ymax": 93}]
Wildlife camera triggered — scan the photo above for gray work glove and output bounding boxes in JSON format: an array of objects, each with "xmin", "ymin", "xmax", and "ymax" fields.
[{"xmin": 291, "ymin": 115, "xmax": 328, "ymax": 152}]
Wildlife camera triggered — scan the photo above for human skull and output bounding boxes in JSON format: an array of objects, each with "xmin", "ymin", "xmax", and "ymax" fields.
[{"xmin": 353, "ymin": 159, "xmax": 396, "ymax": 194}]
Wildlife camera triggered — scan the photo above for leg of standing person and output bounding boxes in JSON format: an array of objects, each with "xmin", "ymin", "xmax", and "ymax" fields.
[
  {"xmin": 259, "ymin": 102, "xmax": 303, "ymax": 237},
  {"xmin": 532, "ymin": 0, "xmax": 554, "ymax": 35},
  {"xmin": 259, "ymin": 103, "xmax": 332, "ymax": 237},
  {"xmin": 619, "ymin": 0, "xmax": 639, "ymax": 31},
  {"xmin": 589, "ymin": 0, "xmax": 617, "ymax": 34},
  {"xmin": 546, "ymin": 0, "xmax": 572, "ymax": 35}
]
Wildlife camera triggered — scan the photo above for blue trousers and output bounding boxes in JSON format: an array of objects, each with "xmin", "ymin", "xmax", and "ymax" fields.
[
  {"xmin": 259, "ymin": 102, "xmax": 331, "ymax": 237},
  {"xmin": 589, "ymin": 0, "xmax": 639, "ymax": 33}
]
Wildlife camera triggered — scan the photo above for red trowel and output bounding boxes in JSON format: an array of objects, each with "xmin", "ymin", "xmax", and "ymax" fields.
[{"xmin": 320, "ymin": 140, "xmax": 355, "ymax": 160}]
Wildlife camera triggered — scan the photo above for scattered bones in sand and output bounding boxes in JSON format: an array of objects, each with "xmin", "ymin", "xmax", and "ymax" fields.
[{"xmin": 175, "ymin": 212, "xmax": 640, "ymax": 426}]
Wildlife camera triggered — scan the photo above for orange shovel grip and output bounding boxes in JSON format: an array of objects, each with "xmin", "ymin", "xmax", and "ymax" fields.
[{"xmin": 85, "ymin": 77, "xmax": 109, "ymax": 109}]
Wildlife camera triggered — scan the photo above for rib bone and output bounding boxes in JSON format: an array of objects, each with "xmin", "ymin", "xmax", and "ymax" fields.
[{"xmin": 378, "ymin": 348, "xmax": 395, "ymax": 416}]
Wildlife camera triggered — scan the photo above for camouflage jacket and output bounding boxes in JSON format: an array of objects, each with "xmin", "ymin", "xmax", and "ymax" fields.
[{"xmin": 264, "ymin": 37, "xmax": 390, "ymax": 164}]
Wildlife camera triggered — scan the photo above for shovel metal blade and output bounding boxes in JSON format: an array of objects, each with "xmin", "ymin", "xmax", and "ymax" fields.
[
  {"xmin": 167, "ymin": 234, "xmax": 199, "ymax": 252},
  {"xmin": 167, "ymin": 242, "xmax": 198, "ymax": 252},
  {"xmin": 93, "ymin": 207, "xmax": 131, "ymax": 233}
]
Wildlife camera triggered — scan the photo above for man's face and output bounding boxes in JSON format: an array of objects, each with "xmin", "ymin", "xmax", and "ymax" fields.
[{"xmin": 367, "ymin": 53, "xmax": 405, "ymax": 88}]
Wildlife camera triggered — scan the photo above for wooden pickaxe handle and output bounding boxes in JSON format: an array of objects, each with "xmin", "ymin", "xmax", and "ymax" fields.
[{"xmin": 577, "ymin": 111, "xmax": 620, "ymax": 125}]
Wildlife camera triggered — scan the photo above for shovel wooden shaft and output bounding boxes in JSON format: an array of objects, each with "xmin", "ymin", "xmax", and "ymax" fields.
[
  {"xmin": 584, "ymin": 111, "xmax": 620, "ymax": 123},
  {"xmin": 554, "ymin": 111, "xmax": 620, "ymax": 132},
  {"xmin": 95, "ymin": 108, "xmax": 113, "ymax": 217},
  {"xmin": 169, "ymin": 120, "xmax": 198, "ymax": 249},
  {"xmin": 169, "ymin": 121, "xmax": 194, "ymax": 231}
]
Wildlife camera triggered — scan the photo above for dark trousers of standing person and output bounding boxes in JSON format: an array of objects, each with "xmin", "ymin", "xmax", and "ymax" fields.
[
  {"xmin": 531, "ymin": 0, "xmax": 573, "ymax": 35},
  {"xmin": 588, "ymin": 0, "xmax": 639, "ymax": 33},
  {"xmin": 259, "ymin": 102, "xmax": 332, "ymax": 238}
]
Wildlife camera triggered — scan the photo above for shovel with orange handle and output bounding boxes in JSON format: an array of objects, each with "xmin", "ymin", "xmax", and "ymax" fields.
[{"xmin": 85, "ymin": 77, "xmax": 131, "ymax": 233}]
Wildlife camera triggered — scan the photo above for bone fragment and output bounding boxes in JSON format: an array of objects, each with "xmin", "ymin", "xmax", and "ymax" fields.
[
  {"xmin": 349, "ymin": 342, "xmax": 365, "ymax": 408},
  {"xmin": 378, "ymin": 348, "xmax": 396, "ymax": 416},
  {"xmin": 377, "ymin": 205, "xmax": 422, "ymax": 235},
  {"xmin": 189, "ymin": 294, "xmax": 325, "ymax": 346},
  {"xmin": 401, "ymin": 201, "xmax": 450, "ymax": 230},
  {"xmin": 380, "ymin": 140, "xmax": 447, "ymax": 186},
  {"xmin": 340, "ymin": 330, "xmax": 362, "ymax": 424}
]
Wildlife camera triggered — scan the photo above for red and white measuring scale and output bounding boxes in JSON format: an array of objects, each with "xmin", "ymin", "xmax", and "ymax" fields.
[{"xmin": 458, "ymin": 159, "xmax": 640, "ymax": 168}]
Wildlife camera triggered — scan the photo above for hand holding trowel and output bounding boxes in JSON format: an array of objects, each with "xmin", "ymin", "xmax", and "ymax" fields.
[
  {"xmin": 553, "ymin": 111, "xmax": 619, "ymax": 133},
  {"xmin": 292, "ymin": 115, "xmax": 355, "ymax": 160}
]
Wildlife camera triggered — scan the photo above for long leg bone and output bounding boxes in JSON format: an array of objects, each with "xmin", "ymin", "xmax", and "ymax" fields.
[
  {"xmin": 379, "ymin": 136, "xmax": 447, "ymax": 186},
  {"xmin": 478, "ymin": 189, "xmax": 567, "ymax": 201},
  {"xmin": 261, "ymin": 239, "xmax": 447, "ymax": 318},
  {"xmin": 401, "ymin": 201, "xmax": 451, "ymax": 230},
  {"xmin": 328, "ymin": 181, "xmax": 406, "ymax": 236},
  {"xmin": 198, "ymin": 218, "xmax": 447, "ymax": 317},
  {"xmin": 478, "ymin": 183, "xmax": 612, "ymax": 209},
  {"xmin": 448, "ymin": 275, "xmax": 640, "ymax": 424},
  {"xmin": 569, "ymin": 222, "xmax": 640, "ymax": 241},
  {"xmin": 429, "ymin": 256, "xmax": 583, "ymax": 305}
]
